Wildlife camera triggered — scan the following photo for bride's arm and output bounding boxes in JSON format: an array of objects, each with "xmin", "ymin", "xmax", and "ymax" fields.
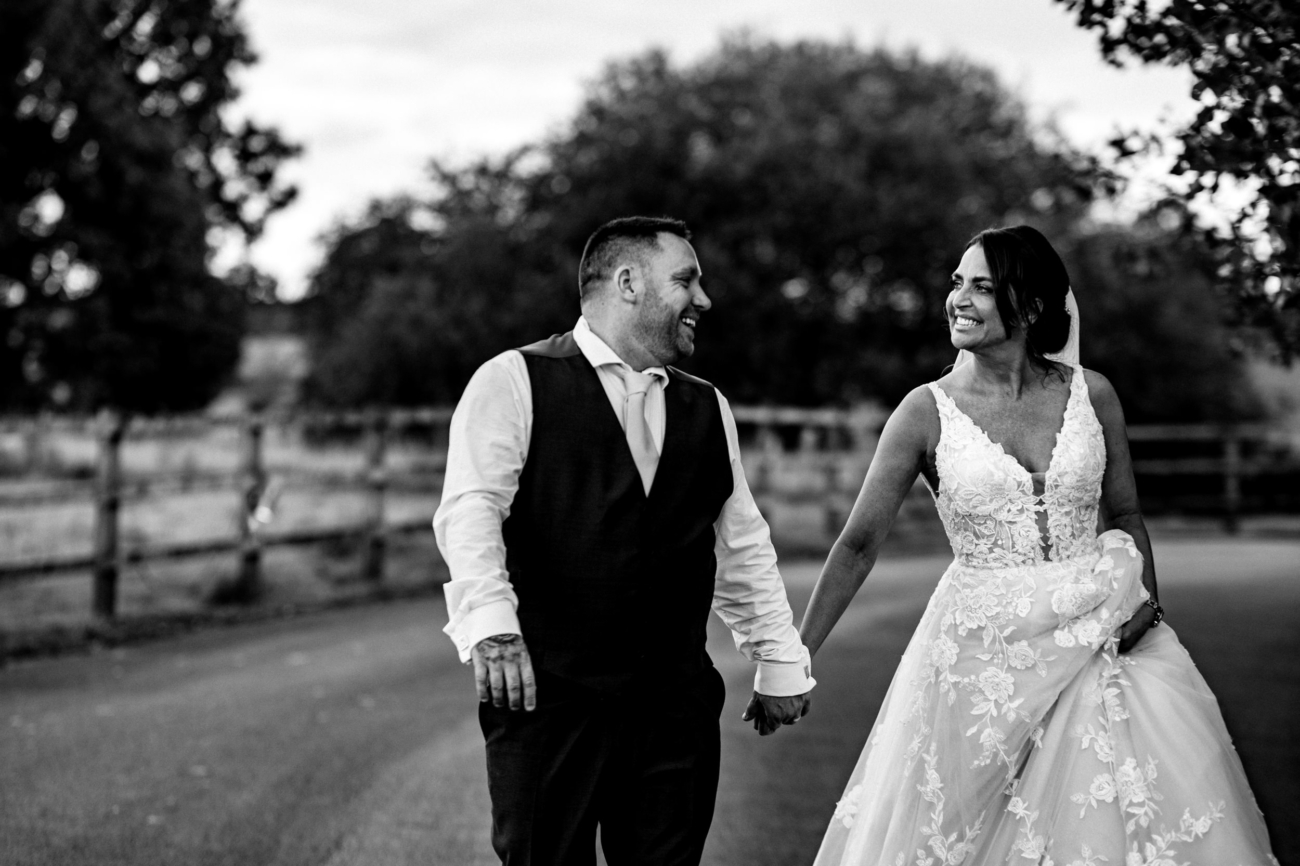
[
  {"xmin": 799, "ymin": 386, "xmax": 935, "ymax": 658},
  {"xmin": 1087, "ymin": 370, "xmax": 1160, "ymax": 651}
]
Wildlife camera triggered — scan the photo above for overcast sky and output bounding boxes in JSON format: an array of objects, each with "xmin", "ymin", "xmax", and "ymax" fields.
[{"xmin": 229, "ymin": 0, "xmax": 1195, "ymax": 300}]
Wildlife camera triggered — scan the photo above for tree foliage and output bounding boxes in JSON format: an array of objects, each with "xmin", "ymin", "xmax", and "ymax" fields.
[
  {"xmin": 0, "ymin": 0, "xmax": 299, "ymax": 412},
  {"xmin": 305, "ymin": 35, "xmax": 1257, "ymax": 420},
  {"xmin": 301, "ymin": 186, "xmax": 565, "ymax": 406},
  {"xmin": 1055, "ymin": 0, "xmax": 1300, "ymax": 357},
  {"xmin": 307, "ymin": 37, "xmax": 1109, "ymax": 407},
  {"xmin": 1067, "ymin": 212, "xmax": 1262, "ymax": 422}
]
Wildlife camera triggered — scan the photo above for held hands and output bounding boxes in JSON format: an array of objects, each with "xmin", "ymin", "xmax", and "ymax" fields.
[
  {"xmin": 741, "ymin": 691, "xmax": 811, "ymax": 736},
  {"xmin": 471, "ymin": 633, "xmax": 537, "ymax": 711},
  {"xmin": 1117, "ymin": 602, "xmax": 1159, "ymax": 654}
]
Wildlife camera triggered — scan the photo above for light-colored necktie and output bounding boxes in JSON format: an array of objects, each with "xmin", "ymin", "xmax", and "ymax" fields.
[{"xmin": 622, "ymin": 369, "xmax": 659, "ymax": 494}]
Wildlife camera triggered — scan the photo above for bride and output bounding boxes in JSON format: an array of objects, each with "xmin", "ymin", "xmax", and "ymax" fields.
[{"xmin": 799, "ymin": 226, "xmax": 1277, "ymax": 865}]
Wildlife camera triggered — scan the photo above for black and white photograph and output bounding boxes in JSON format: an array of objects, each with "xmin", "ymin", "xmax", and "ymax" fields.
[{"xmin": 1, "ymin": 1, "xmax": 1296, "ymax": 864}]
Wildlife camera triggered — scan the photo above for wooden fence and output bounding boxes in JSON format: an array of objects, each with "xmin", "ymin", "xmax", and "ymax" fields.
[
  {"xmin": 0, "ymin": 408, "xmax": 453, "ymax": 618},
  {"xmin": 0, "ymin": 408, "xmax": 1295, "ymax": 619},
  {"xmin": 1126, "ymin": 423, "xmax": 1299, "ymax": 533}
]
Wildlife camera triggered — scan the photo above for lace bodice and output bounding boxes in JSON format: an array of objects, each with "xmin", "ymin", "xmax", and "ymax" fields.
[{"xmin": 928, "ymin": 366, "xmax": 1105, "ymax": 568}]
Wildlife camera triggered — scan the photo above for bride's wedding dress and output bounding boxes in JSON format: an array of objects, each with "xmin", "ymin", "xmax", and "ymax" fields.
[{"xmin": 813, "ymin": 365, "xmax": 1276, "ymax": 866}]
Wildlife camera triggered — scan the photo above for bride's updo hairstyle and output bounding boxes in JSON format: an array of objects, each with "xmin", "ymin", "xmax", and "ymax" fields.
[{"xmin": 967, "ymin": 225, "xmax": 1072, "ymax": 366}]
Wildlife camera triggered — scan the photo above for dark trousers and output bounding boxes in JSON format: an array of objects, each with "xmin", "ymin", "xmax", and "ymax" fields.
[{"xmin": 479, "ymin": 666, "xmax": 726, "ymax": 866}]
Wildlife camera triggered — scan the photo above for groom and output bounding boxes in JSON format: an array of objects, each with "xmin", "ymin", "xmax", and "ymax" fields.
[{"xmin": 434, "ymin": 216, "xmax": 815, "ymax": 865}]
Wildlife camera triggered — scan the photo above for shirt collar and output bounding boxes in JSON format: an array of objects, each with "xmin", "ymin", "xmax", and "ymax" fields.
[{"xmin": 573, "ymin": 317, "xmax": 670, "ymax": 386}]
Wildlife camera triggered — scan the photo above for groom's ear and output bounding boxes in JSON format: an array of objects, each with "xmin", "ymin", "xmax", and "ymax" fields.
[{"xmin": 613, "ymin": 263, "xmax": 639, "ymax": 304}]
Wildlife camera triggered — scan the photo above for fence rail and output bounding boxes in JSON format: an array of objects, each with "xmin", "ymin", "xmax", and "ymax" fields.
[
  {"xmin": 0, "ymin": 409, "xmax": 431, "ymax": 617},
  {"xmin": 0, "ymin": 519, "xmax": 435, "ymax": 581},
  {"xmin": 1, "ymin": 408, "xmax": 1296, "ymax": 618}
]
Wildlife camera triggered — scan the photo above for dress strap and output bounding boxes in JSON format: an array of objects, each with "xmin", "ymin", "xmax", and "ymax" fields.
[
  {"xmin": 1067, "ymin": 363, "xmax": 1103, "ymax": 434},
  {"xmin": 923, "ymin": 383, "xmax": 951, "ymax": 500},
  {"xmin": 927, "ymin": 382, "xmax": 952, "ymax": 426},
  {"xmin": 1062, "ymin": 364, "xmax": 1085, "ymax": 417},
  {"xmin": 926, "ymin": 381, "xmax": 965, "ymax": 427}
]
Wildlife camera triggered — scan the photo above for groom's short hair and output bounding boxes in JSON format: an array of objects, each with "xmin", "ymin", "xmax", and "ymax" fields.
[{"xmin": 578, "ymin": 216, "xmax": 691, "ymax": 299}]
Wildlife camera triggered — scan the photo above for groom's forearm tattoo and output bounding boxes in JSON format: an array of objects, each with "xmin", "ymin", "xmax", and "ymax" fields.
[{"xmin": 477, "ymin": 633, "xmax": 527, "ymax": 663}]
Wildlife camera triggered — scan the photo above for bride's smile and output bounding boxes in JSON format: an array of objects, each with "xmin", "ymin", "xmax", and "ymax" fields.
[{"xmin": 946, "ymin": 243, "xmax": 1010, "ymax": 351}]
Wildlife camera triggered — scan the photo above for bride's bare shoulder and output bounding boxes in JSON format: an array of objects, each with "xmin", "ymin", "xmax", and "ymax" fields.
[
  {"xmin": 882, "ymin": 384, "xmax": 942, "ymax": 451},
  {"xmin": 895, "ymin": 383, "xmax": 940, "ymax": 416},
  {"xmin": 1082, "ymin": 368, "xmax": 1126, "ymax": 425},
  {"xmin": 1082, "ymin": 368, "xmax": 1118, "ymax": 402}
]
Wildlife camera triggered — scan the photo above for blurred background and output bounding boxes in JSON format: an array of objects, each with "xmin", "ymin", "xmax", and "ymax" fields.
[{"xmin": 1, "ymin": 2, "xmax": 1297, "ymax": 865}]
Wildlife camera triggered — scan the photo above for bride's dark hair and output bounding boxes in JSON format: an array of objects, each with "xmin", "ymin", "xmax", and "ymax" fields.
[{"xmin": 966, "ymin": 225, "xmax": 1072, "ymax": 366}]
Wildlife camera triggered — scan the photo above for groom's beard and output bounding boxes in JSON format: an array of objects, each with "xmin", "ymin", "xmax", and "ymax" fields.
[{"xmin": 634, "ymin": 291, "xmax": 693, "ymax": 366}]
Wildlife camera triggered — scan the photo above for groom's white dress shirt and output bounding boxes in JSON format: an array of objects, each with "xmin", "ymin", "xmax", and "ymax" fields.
[{"xmin": 434, "ymin": 316, "xmax": 815, "ymax": 697}]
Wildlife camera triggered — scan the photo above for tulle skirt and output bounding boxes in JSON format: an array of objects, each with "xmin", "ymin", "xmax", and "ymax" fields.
[{"xmin": 813, "ymin": 530, "xmax": 1277, "ymax": 866}]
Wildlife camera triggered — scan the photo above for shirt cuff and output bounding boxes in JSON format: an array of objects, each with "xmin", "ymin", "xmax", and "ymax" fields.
[
  {"xmin": 752, "ymin": 646, "xmax": 816, "ymax": 697},
  {"xmin": 446, "ymin": 599, "xmax": 522, "ymax": 663}
]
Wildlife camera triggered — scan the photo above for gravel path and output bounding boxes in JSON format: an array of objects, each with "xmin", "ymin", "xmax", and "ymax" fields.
[{"xmin": 2, "ymin": 536, "xmax": 1296, "ymax": 866}]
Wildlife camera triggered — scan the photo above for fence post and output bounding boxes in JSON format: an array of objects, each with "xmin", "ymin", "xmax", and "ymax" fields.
[
  {"xmin": 236, "ymin": 416, "xmax": 266, "ymax": 597},
  {"xmin": 363, "ymin": 409, "xmax": 389, "ymax": 582},
  {"xmin": 823, "ymin": 457, "xmax": 843, "ymax": 538},
  {"xmin": 756, "ymin": 425, "xmax": 782, "ymax": 491},
  {"xmin": 798, "ymin": 424, "xmax": 818, "ymax": 454},
  {"xmin": 24, "ymin": 414, "xmax": 48, "ymax": 474},
  {"xmin": 92, "ymin": 410, "xmax": 126, "ymax": 619},
  {"xmin": 1222, "ymin": 429, "xmax": 1241, "ymax": 535}
]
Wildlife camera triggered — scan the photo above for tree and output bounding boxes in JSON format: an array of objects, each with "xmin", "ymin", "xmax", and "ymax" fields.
[
  {"xmin": 531, "ymin": 39, "xmax": 1123, "ymax": 406},
  {"xmin": 306, "ymin": 35, "xmax": 1259, "ymax": 420},
  {"xmin": 1064, "ymin": 211, "xmax": 1263, "ymax": 423},
  {"xmin": 1055, "ymin": 0, "xmax": 1300, "ymax": 358},
  {"xmin": 0, "ymin": 0, "xmax": 299, "ymax": 412},
  {"xmin": 308, "ymin": 37, "xmax": 1111, "ymax": 407},
  {"xmin": 301, "ymin": 188, "xmax": 569, "ymax": 407}
]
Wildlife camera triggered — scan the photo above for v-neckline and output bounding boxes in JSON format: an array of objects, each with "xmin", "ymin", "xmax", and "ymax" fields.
[{"xmin": 935, "ymin": 365, "xmax": 1078, "ymax": 486}]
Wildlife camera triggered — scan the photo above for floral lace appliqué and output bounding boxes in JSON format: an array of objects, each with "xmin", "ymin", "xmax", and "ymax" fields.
[{"xmin": 929, "ymin": 367, "xmax": 1105, "ymax": 569}]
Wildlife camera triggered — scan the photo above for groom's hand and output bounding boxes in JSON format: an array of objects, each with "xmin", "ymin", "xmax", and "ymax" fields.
[
  {"xmin": 472, "ymin": 633, "xmax": 537, "ymax": 711},
  {"xmin": 742, "ymin": 691, "xmax": 811, "ymax": 736}
]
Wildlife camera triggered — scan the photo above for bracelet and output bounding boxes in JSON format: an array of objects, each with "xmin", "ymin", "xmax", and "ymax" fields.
[{"xmin": 1143, "ymin": 597, "xmax": 1164, "ymax": 627}]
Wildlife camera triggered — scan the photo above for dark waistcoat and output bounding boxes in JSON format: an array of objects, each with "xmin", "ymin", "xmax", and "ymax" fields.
[{"xmin": 502, "ymin": 332, "xmax": 734, "ymax": 693}]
